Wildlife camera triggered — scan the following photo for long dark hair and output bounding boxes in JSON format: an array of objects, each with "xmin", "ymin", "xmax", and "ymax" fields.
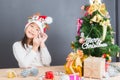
[{"xmin": 21, "ymin": 34, "xmax": 40, "ymax": 51}]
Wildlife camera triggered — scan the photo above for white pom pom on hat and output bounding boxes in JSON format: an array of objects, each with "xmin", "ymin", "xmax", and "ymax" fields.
[
  {"xmin": 45, "ymin": 17, "xmax": 53, "ymax": 24},
  {"xmin": 25, "ymin": 15, "xmax": 53, "ymax": 33}
]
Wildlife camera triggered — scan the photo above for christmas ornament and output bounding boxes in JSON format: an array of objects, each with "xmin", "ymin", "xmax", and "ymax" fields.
[
  {"xmin": 7, "ymin": 70, "xmax": 17, "ymax": 78},
  {"xmin": 21, "ymin": 67, "xmax": 39, "ymax": 77}
]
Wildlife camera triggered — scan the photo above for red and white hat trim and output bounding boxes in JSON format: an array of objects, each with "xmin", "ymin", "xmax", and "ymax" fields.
[{"xmin": 25, "ymin": 15, "xmax": 53, "ymax": 33}]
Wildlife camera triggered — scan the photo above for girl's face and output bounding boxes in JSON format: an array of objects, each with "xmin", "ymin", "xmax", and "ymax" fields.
[{"xmin": 25, "ymin": 23, "xmax": 41, "ymax": 39}]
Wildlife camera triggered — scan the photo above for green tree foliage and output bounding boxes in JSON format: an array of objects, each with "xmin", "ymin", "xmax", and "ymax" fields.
[{"xmin": 71, "ymin": 1, "xmax": 120, "ymax": 57}]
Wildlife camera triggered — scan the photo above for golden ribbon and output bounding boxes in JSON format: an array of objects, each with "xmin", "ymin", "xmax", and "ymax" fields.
[
  {"xmin": 66, "ymin": 52, "xmax": 76, "ymax": 74},
  {"xmin": 100, "ymin": 19, "xmax": 111, "ymax": 41},
  {"xmin": 88, "ymin": 3, "xmax": 106, "ymax": 16},
  {"xmin": 75, "ymin": 50, "xmax": 83, "ymax": 68},
  {"xmin": 90, "ymin": 15, "xmax": 112, "ymax": 41},
  {"xmin": 65, "ymin": 50, "xmax": 84, "ymax": 74}
]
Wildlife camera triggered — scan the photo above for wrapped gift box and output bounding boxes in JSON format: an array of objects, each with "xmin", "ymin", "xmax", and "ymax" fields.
[
  {"xmin": 64, "ymin": 50, "xmax": 84, "ymax": 77},
  {"xmin": 43, "ymin": 71, "xmax": 54, "ymax": 80},
  {"xmin": 84, "ymin": 57, "xmax": 105, "ymax": 79},
  {"xmin": 69, "ymin": 74, "xmax": 81, "ymax": 80}
]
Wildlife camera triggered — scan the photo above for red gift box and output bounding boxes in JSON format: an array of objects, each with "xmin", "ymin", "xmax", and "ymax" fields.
[{"xmin": 45, "ymin": 71, "xmax": 54, "ymax": 79}]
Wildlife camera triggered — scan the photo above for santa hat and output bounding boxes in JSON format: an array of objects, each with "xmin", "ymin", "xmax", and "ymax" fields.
[{"xmin": 25, "ymin": 15, "xmax": 53, "ymax": 33}]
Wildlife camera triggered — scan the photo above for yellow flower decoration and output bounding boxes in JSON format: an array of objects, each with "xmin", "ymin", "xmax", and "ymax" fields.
[{"xmin": 88, "ymin": 3, "xmax": 107, "ymax": 16}]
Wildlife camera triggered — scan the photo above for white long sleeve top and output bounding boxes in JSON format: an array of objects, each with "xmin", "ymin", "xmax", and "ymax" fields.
[{"xmin": 12, "ymin": 41, "xmax": 51, "ymax": 68}]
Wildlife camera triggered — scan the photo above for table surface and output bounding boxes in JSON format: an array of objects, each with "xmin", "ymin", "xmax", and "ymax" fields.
[{"xmin": 0, "ymin": 63, "xmax": 120, "ymax": 80}]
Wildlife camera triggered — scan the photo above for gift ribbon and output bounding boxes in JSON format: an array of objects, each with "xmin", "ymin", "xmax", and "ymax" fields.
[
  {"xmin": 66, "ymin": 50, "xmax": 83, "ymax": 74},
  {"xmin": 88, "ymin": 3, "xmax": 106, "ymax": 16},
  {"xmin": 100, "ymin": 20, "xmax": 111, "ymax": 41},
  {"xmin": 75, "ymin": 50, "xmax": 83, "ymax": 68},
  {"xmin": 66, "ymin": 52, "xmax": 76, "ymax": 74}
]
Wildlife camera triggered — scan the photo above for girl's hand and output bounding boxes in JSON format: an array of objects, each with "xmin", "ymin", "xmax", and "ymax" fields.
[
  {"xmin": 32, "ymin": 33, "xmax": 42, "ymax": 51},
  {"xmin": 40, "ymin": 33, "xmax": 48, "ymax": 48},
  {"xmin": 40, "ymin": 33, "xmax": 48, "ymax": 43},
  {"xmin": 32, "ymin": 32, "xmax": 48, "ymax": 51}
]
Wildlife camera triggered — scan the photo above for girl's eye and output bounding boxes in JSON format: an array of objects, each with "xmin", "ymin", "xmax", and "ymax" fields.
[
  {"xmin": 36, "ymin": 29, "xmax": 39, "ymax": 31},
  {"xmin": 29, "ymin": 24, "xmax": 34, "ymax": 28},
  {"xmin": 31, "ymin": 25, "xmax": 34, "ymax": 27}
]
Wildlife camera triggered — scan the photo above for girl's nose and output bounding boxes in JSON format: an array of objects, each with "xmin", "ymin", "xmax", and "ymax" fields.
[{"xmin": 31, "ymin": 28, "xmax": 35, "ymax": 33}]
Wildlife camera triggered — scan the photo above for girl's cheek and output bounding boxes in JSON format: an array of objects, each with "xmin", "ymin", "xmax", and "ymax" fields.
[{"xmin": 35, "ymin": 32, "xmax": 39, "ymax": 37}]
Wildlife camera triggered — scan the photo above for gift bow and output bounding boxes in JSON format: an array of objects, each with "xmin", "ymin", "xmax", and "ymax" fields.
[
  {"xmin": 66, "ymin": 50, "xmax": 84, "ymax": 73},
  {"xmin": 88, "ymin": 3, "xmax": 106, "ymax": 16}
]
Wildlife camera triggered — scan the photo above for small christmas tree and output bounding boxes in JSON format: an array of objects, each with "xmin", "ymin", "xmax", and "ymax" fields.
[{"xmin": 71, "ymin": 0, "xmax": 120, "ymax": 57}]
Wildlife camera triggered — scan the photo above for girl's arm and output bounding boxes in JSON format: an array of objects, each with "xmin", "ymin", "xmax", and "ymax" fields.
[
  {"xmin": 13, "ymin": 42, "xmax": 37, "ymax": 68},
  {"xmin": 40, "ymin": 46, "xmax": 51, "ymax": 66},
  {"xmin": 39, "ymin": 33, "xmax": 52, "ymax": 66}
]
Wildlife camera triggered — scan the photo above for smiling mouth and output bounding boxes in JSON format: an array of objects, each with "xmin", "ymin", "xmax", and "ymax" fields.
[{"xmin": 28, "ymin": 31, "xmax": 34, "ymax": 36}]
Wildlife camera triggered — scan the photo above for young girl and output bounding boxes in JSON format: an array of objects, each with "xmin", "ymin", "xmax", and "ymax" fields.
[{"xmin": 12, "ymin": 13, "xmax": 53, "ymax": 68}]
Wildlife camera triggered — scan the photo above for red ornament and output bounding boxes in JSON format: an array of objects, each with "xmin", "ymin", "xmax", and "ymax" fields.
[
  {"xmin": 102, "ymin": 54, "xmax": 107, "ymax": 58},
  {"xmin": 85, "ymin": 6, "xmax": 90, "ymax": 11},
  {"xmin": 45, "ymin": 71, "xmax": 54, "ymax": 79}
]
